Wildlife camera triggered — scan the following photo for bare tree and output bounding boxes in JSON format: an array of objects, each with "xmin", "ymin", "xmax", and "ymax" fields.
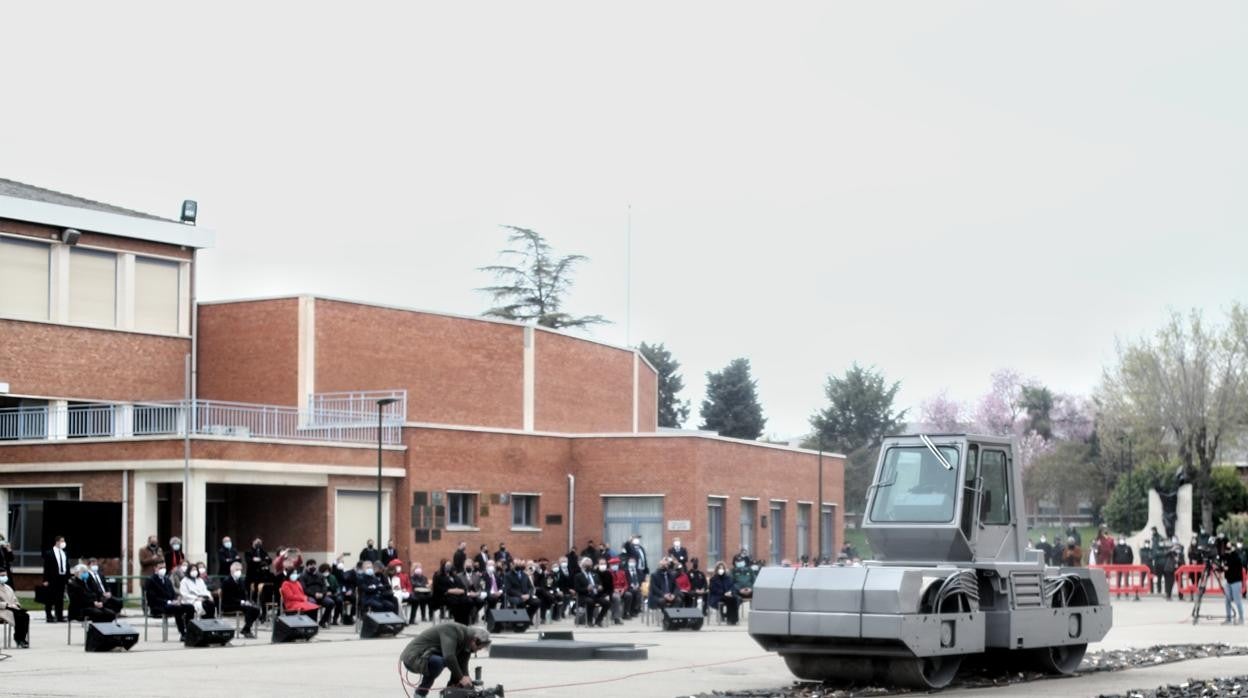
[
  {"xmin": 478, "ymin": 225, "xmax": 608, "ymax": 330},
  {"xmin": 1098, "ymin": 306, "xmax": 1248, "ymax": 531}
]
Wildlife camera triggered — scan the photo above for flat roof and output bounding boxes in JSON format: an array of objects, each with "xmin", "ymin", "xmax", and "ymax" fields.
[{"xmin": 0, "ymin": 178, "xmax": 214, "ymax": 249}]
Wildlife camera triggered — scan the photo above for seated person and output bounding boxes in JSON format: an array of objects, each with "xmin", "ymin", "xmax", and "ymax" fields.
[
  {"xmin": 732, "ymin": 559, "xmax": 757, "ymax": 600},
  {"xmin": 533, "ymin": 560, "xmax": 565, "ymax": 622},
  {"xmin": 145, "ymin": 563, "xmax": 195, "ymax": 639},
  {"xmin": 300, "ymin": 560, "xmax": 337, "ymax": 628},
  {"xmin": 320, "ymin": 562, "xmax": 344, "ymax": 625},
  {"xmin": 410, "ymin": 562, "xmax": 433, "ymax": 623},
  {"xmin": 688, "ymin": 558, "xmax": 709, "ymax": 613},
  {"xmin": 0, "ymin": 567, "xmax": 31, "ymax": 648},
  {"xmin": 573, "ymin": 557, "xmax": 610, "ymax": 627},
  {"xmin": 68, "ymin": 564, "xmax": 117, "ymax": 623},
  {"xmin": 333, "ymin": 558, "xmax": 357, "ymax": 624},
  {"xmin": 386, "ymin": 560, "xmax": 412, "ymax": 620},
  {"xmin": 359, "ymin": 561, "xmax": 400, "ymax": 616},
  {"xmin": 179, "ymin": 563, "xmax": 217, "ymax": 618},
  {"xmin": 673, "ymin": 562, "xmax": 694, "ymax": 607},
  {"xmin": 503, "ymin": 561, "xmax": 540, "ymax": 622},
  {"xmin": 280, "ymin": 569, "xmax": 320, "ymax": 621},
  {"xmin": 624, "ymin": 558, "xmax": 644, "ymax": 617},
  {"xmin": 610, "ymin": 557, "xmax": 639, "ymax": 620},
  {"xmin": 595, "ymin": 558, "xmax": 623, "ymax": 625},
  {"xmin": 708, "ymin": 561, "xmax": 740, "ymax": 624},
  {"xmin": 85, "ymin": 558, "xmax": 123, "ymax": 615},
  {"xmin": 648, "ymin": 558, "xmax": 680, "ymax": 609},
  {"xmin": 221, "ymin": 562, "xmax": 262, "ymax": 638},
  {"xmin": 401, "ymin": 623, "xmax": 491, "ymax": 697},
  {"xmin": 480, "ymin": 561, "xmax": 506, "ymax": 612}
]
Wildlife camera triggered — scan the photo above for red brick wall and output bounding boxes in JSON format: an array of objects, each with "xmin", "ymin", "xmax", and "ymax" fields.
[
  {"xmin": 534, "ymin": 332, "xmax": 634, "ymax": 433},
  {"xmin": 197, "ymin": 299, "xmax": 299, "ymax": 406},
  {"xmin": 637, "ymin": 360, "xmax": 658, "ymax": 432},
  {"xmin": 0, "ymin": 319, "xmax": 188, "ymax": 401},
  {"xmin": 314, "ymin": 300, "xmax": 525, "ymax": 429}
]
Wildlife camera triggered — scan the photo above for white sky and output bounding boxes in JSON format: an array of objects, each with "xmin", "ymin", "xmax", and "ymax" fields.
[{"xmin": 2, "ymin": 2, "xmax": 1245, "ymax": 437}]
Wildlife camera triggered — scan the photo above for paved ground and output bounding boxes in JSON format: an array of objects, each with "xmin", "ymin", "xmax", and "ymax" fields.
[{"xmin": 0, "ymin": 596, "xmax": 1244, "ymax": 697}]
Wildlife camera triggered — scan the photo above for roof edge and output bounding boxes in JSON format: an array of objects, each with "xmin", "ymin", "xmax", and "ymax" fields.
[{"xmin": 0, "ymin": 195, "xmax": 214, "ymax": 249}]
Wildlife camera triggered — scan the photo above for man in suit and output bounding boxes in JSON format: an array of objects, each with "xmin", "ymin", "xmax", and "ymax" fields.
[
  {"xmin": 648, "ymin": 558, "xmax": 679, "ymax": 610},
  {"xmin": 475, "ymin": 544, "xmax": 492, "ymax": 572},
  {"xmin": 452, "ymin": 541, "xmax": 468, "ymax": 573},
  {"xmin": 573, "ymin": 558, "xmax": 609, "ymax": 626},
  {"xmin": 493, "ymin": 542, "xmax": 513, "ymax": 567},
  {"xmin": 217, "ymin": 536, "xmax": 242, "ymax": 576},
  {"xmin": 381, "ymin": 539, "xmax": 400, "ymax": 567},
  {"xmin": 85, "ymin": 557, "xmax": 123, "ymax": 615},
  {"xmin": 503, "ymin": 561, "xmax": 540, "ymax": 622},
  {"xmin": 623, "ymin": 534, "xmax": 649, "ymax": 577},
  {"xmin": 41, "ymin": 535, "xmax": 69, "ymax": 622},
  {"xmin": 359, "ymin": 561, "xmax": 399, "ymax": 615},
  {"xmin": 668, "ymin": 538, "xmax": 689, "ymax": 567},
  {"xmin": 624, "ymin": 558, "xmax": 644, "ymax": 617}
]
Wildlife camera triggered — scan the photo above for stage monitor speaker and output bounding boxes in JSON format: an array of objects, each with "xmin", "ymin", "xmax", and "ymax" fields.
[
  {"xmin": 85, "ymin": 621, "xmax": 139, "ymax": 651},
  {"xmin": 660, "ymin": 606, "xmax": 704, "ymax": 631},
  {"xmin": 486, "ymin": 607, "xmax": 531, "ymax": 633},
  {"xmin": 360, "ymin": 611, "xmax": 406, "ymax": 639},
  {"xmin": 185, "ymin": 618, "xmax": 236, "ymax": 647},
  {"xmin": 271, "ymin": 614, "xmax": 319, "ymax": 643}
]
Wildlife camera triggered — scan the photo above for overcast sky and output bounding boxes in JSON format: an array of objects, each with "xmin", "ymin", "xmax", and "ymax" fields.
[{"xmin": 2, "ymin": 3, "xmax": 1245, "ymax": 437}]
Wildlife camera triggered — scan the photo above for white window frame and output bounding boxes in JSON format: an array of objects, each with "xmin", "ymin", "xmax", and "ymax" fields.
[
  {"xmin": 446, "ymin": 491, "xmax": 479, "ymax": 530},
  {"xmin": 510, "ymin": 493, "xmax": 541, "ymax": 531}
]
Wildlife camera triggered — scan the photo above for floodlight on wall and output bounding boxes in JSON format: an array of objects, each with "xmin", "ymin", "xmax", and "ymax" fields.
[
  {"xmin": 180, "ymin": 199, "xmax": 198, "ymax": 225},
  {"xmin": 60, "ymin": 228, "xmax": 81, "ymax": 245}
]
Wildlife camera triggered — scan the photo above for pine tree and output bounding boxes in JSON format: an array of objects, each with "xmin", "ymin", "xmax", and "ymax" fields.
[
  {"xmin": 477, "ymin": 225, "xmax": 608, "ymax": 329},
  {"xmin": 699, "ymin": 358, "xmax": 766, "ymax": 440},
  {"xmin": 638, "ymin": 341, "xmax": 690, "ymax": 428}
]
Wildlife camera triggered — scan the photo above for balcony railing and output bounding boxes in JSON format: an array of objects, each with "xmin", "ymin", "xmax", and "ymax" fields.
[
  {"xmin": 307, "ymin": 390, "xmax": 407, "ymax": 425},
  {"xmin": 0, "ymin": 399, "xmax": 403, "ymax": 445}
]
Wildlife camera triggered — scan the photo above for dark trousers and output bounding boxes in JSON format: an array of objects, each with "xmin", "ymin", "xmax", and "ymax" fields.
[
  {"xmin": 199, "ymin": 599, "xmax": 217, "ymax": 619},
  {"xmin": 101, "ymin": 596, "xmax": 124, "ymax": 615},
  {"xmin": 1164, "ymin": 571, "xmax": 1176, "ymax": 599},
  {"xmin": 507, "ymin": 595, "xmax": 541, "ymax": 622},
  {"xmin": 363, "ymin": 597, "xmax": 399, "ymax": 616},
  {"xmin": 6, "ymin": 608, "xmax": 30, "ymax": 644},
  {"xmin": 156, "ymin": 601, "xmax": 195, "ymax": 634},
  {"xmin": 411, "ymin": 593, "xmax": 432, "ymax": 622},
  {"xmin": 230, "ymin": 603, "xmax": 261, "ymax": 633},
  {"xmin": 44, "ymin": 579, "xmax": 66, "ymax": 621},
  {"xmin": 717, "ymin": 596, "xmax": 740, "ymax": 624},
  {"xmin": 579, "ymin": 595, "xmax": 609, "ymax": 625},
  {"xmin": 416, "ymin": 653, "xmax": 447, "ymax": 696},
  {"xmin": 76, "ymin": 606, "xmax": 117, "ymax": 623}
]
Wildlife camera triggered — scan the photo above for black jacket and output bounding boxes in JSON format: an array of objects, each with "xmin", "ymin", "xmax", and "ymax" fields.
[
  {"xmin": 43, "ymin": 547, "xmax": 70, "ymax": 583},
  {"xmin": 359, "ymin": 573, "xmax": 392, "ymax": 604},
  {"xmin": 494, "ymin": 549, "xmax": 513, "ymax": 565},
  {"xmin": 452, "ymin": 549, "xmax": 467, "ymax": 572},
  {"xmin": 67, "ymin": 576, "xmax": 101, "ymax": 619},
  {"xmin": 381, "ymin": 547, "xmax": 400, "ymax": 566},
  {"xmin": 669, "ymin": 546, "xmax": 689, "ymax": 566},
  {"xmin": 218, "ymin": 546, "xmax": 242, "ymax": 573},
  {"xmin": 360, "ymin": 546, "xmax": 381, "ymax": 564},
  {"xmin": 1112, "ymin": 543, "xmax": 1134, "ymax": 565},
  {"xmin": 647, "ymin": 570, "xmax": 674, "ymax": 605},
  {"xmin": 596, "ymin": 569, "xmax": 615, "ymax": 596},
  {"xmin": 623, "ymin": 542, "xmax": 649, "ymax": 575},
  {"xmin": 221, "ymin": 576, "xmax": 250, "ymax": 613},
  {"xmin": 146, "ymin": 573, "xmax": 179, "ymax": 607},
  {"xmin": 573, "ymin": 570, "xmax": 602, "ymax": 600},
  {"xmin": 246, "ymin": 546, "xmax": 271, "ymax": 582},
  {"xmin": 301, "ymin": 570, "xmax": 328, "ymax": 597},
  {"xmin": 504, "ymin": 570, "xmax": 533, "ymax": 599}
]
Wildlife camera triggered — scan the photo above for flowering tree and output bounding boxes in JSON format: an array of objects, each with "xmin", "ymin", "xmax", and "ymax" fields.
[{"xmin": 918, "ymin": 391, "xmax": 965, "ymax": 432}]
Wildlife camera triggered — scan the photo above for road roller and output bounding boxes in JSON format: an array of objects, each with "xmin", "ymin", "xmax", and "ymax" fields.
[{"xmin": 749, "ymin": 433, "xmax": 1111, "ymax": 689}]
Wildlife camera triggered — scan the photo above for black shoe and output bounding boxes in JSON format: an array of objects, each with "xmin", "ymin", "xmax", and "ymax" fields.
[
  {"xmin": 17, "ymin": 641, "xmax": 29, "ymax": 649},
  {"xmin": 242, "ymin": 630, "xmax": 257, "ymax": 639},
  {"xmin": 612, "ymin": 618, "xmax": 623, "ymax": 625}
]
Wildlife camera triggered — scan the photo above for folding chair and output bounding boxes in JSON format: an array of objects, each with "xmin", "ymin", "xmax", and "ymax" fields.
[{"xmin": 1, "ymin": 618, "xmax": 11, "ymax": 649}]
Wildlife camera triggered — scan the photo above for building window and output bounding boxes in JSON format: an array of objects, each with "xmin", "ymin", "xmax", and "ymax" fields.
[
  {"xmin": 707, "ymin": 499, "xmax": 724, "ymax": 565},
  {"xmin": 69, "ymin": 247, "xmax": 117, "ymax": 327},
  {"xmin": 511, "ymin": 494, "xmax": 539, "ymax": 529},
  {"xmin": 796, "ymin": 503, "xmax": 811, "ymax": 562},
  {"xmin": 602, "ymin": 496, "xmax": 664, "ymax": 553},
  {"xmin": 134, "ymin": 256, "xmax": 180, "ymax": 334},
  {"xmin": 448, "ymin": 492, "xmax": 477, "ymax": 527},
  {"xmin": 770, "ymin": 502, "xmax": 786, "ymax": 565},
  {"xmin": 5, "ymin": 487, "xmax": 79, "ymax": 568},
  {"xmin": 0, "ymin": 236, "xmax": 51, "ymax": 321},
  {"xmin": 820, "ymin": 505, "xmax": 835, "ymax": 559},
  {"xmin": 739, "ymin": 499, "xmax": 756, "ymax": 558}
]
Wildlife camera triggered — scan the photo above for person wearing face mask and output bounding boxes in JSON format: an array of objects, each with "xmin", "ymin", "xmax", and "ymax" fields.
[
  {"xmin": 0, "ymin": 567, "xmax": 30, "ymax": 648},
  {"xmin": 480, "ymin": 560, "xmax": 505, "ymax": 614},
  {"xmin": 708, "ymin": 561, "xmax": 740, "ymax": 624},
  {"xmin": 732, "ymin": 559, "xmax": 756, "ymax": 600},
  {"xmin": 1061, "ymin": 536, "xmax": 1083, "ymax": 568},
  {"xmin": 178, "ymin": 561, "xmax": 216, "ymax": 618},
  {"xmin": 302, "ymin": 560, "xmax": 338, "ymax": 628},
  {"xmin": 335, "ymin": 558, "xmax": 358, "ymax": 624},
  {"xmin": 222, "ymin": 561, "xmax": 261, "ymax": 638},
  {"xmin": 503, "ymin": 560, "xmax": 540, "ymax": 623},
  {"xmin": 139, "ymin": 534, "xmax": 165, "ymax": 578},
  {"xmin": 623, "ymin": 534, "xmax": 649, "ymax": 577},
  {"xmin": 574, "ymin": 557, "xmax": 610, "ymax": 627},
  {"xmin": 386, "ymin": 559, "xmax": 413, "ymax": 622},
  {"xmin": 170, "ymin": 561, "xmax": 190, "ymax": 591},
  {"xmin": 360, "ymin": 560, "xmax": 400, "ymax": 616},
  {"xmin": 360, "ymin": 539, "xmax": 381, "ymax": 564},
  {"xmin": 217, "ymin": 536, "xmax": 241, "ymax": 576},
  {"xmin": 1035, "ymin": 534, "xmax": 1054, "ymax": 567},
  {"xmin": 452, "ymin": 541, "xmax": 468, "ymax": 573},
  {"xmin": 494, "ymin": 543, "xmax": 513, "ymax": 566},
  {"xmin": 687, "ymin": 558, "xmax": 708, "ymax": 612},
  {"xmin": 381, "ymin": 539, "xmax": 400, "ymax": 567},
  {"xmin": 623, "ymin": 558, "xmax": 643, "ymax": 617},
  {"xmin": 435, "ymin": 559, "xmax": 473, "ymax": 625},
  {"xmin": 608, "ymin": 557, "xmax": 636, "ymax": 621},
  {"xmin": 668, "ymin": 538, "xmax": 689, "ymax": 567},
  {"xmin": 733, "ymin": 547, "xmax": 754, "ymax": 569},
  {"xmin": 461, "ymin": 561, "xmax": 489, "ymax": 625},
  {"xmin": 1111, "ymin": 535, "xmax": 1135, "ymax": 597},
  {"xmin": 410, "ymin": 561, "xmax": 433, "ymax": 623},
  {"xmin": 145, "ymin": 562, "xmax": 194, "ymax": 639},
  {"xmin": 532, "ymin": 560, "xmax": 564, "ymax": 622},
  {"xmin": 554, "ymin": 556, "xmax": 576, "ymax": 619},
  {"xmin": 68, "ymin": 563, "xmax": 116, "ymax": 622},
  {"xmin": 279, "ymin": 568, "xmax": 320, "ymax": 621},
  {"xmin": 594, "ymin": 558, "xmax": 623, "ymax": 625},
  {"xmin": 647, "ymin": 557, "xmax": 679, "ymax": 610},
  {"xmin": 319, "ymin": 563, "xmax": 344, "ymax": 625},
  {"xmin": 246, "ymin": 538, "xmax": 272, "ymax": 602},
  {"xmin": 85, "ymin": 557, "xmax": 123, "ymax": 616},
  {"xmin": 167, "ymin": 536, "xmax": 186, "ymax": 570},
  {"xmin": 40, "ymin": 535, "xmax": 70, "ymax": 623}
]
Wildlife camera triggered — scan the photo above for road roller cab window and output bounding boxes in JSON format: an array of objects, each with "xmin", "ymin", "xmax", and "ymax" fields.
[{"xmin": 868, "ymin": 445, "xmax": 960, "ymax": 523}]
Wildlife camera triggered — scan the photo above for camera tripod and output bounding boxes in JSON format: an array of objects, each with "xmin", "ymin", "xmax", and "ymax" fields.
[{"xmin": 1190, "ymin": 557, "xmax": 1226, "ymax": 625}]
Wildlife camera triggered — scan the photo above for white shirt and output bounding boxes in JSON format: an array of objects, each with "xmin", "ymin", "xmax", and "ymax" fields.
[
  {"xmin": 54, "ymin": 547, "xmax": 66, "ymax": 575},
  {"xmin": 179, "ymin": 576, "xmax": 210, "ymax": 604}
]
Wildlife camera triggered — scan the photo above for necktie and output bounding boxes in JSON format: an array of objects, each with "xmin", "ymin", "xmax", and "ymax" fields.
[
  {"xmin": 57, "ymin": 549, "xmax": 65, "ymax": 574},
  {"xmin": 490, "ymin": 576, "xmax": 497, "ymax": 593}
]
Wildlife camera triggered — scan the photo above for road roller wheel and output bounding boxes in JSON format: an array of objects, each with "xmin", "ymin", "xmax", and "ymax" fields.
[
  {"xmin": 782, "ymin": 654, "xmax": 878, "ymax": 683},
  {"xmin": 889, "ymin": 654, "xmax": 962, "ymax": 689},
  {"xmin": 1033, "ymin": 643, "xmax": 1086, "ymax": 675}
]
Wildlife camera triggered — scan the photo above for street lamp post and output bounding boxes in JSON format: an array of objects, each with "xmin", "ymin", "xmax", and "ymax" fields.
[
  {"xmin": 376, "ymin": 397, "xmax": 399, "ymax": 553},
  {"xmin": 817, "ymin": 436, "xmax": 824, "ymax": 564}
]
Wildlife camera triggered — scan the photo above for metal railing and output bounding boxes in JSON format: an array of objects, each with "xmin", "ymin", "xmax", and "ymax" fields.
[
  {"xmin": 308, "ymin": 390, "xmax": 406, "ymax": 424},
  {"xmin": 0, "ymin": 398, "xmax": 403, "ymax": 445}
]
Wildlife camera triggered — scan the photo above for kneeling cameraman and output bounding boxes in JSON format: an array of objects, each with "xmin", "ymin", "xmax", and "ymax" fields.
[{"xmin": 401, "ymin": 622, "xmax": 491, "ymax": 697}]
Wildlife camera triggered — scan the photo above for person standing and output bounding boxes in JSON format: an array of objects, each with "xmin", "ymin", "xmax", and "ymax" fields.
[
  {"xmin": 0, "ymin": 567, "xmax": 31, "ymax": 648},
  {"xmin": 360, "ymin": 539, "xmax": 381, "ymax": 565},
  {"xmin": 623, "ymin": 534, "xmax": 649, "ymax": 577},
  {"xmin": 1035, "ymin": 534, "xmax": 1054, "ymax": 566},
  {"xmin": 167, "ymin": 536, "xmax": 186, "ymax": 570},
  {"xmin": 668, "ymin": 538, "xmax": 689, "ymax": 568},
  {"xmin": 217, "ymin": 536, "xmax": 241, "ymax": 576},
  {"xmin": 139, "ymin": 535, "xmax": 165, "ymax": 578},
  {"xmin": 1139, "ymin": 541, "xmax": 1155, "ymax": 595},
  {"xmin": 1061, "ymin": 537, "xmax": 1083, "ymax": 567},
  {"xmin": 1219, "ymin": 537, "xmax": 1244, "ymax": 625},
  {"xmin": 381, "ymin": 540, "xmax": 400, "ymax": 567},
  {"xmin": 41, "ymin": 535, "xmax": 69, "ymax": 622}
]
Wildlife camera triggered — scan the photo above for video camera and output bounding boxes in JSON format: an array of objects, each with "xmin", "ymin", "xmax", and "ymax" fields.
[{"xmin": 443, "ymin": 667, "xmax": 505, "ymax": 698}]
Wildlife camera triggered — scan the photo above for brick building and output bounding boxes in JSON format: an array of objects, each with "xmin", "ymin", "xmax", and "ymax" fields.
[{"xmin": 0, "ymin": 179, "xmax": 844, "ymax": 588}]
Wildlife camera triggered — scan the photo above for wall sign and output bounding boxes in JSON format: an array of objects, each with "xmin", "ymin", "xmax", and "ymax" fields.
[{"xmin": 667, "ymin": 520, "xmax": 691, "ymax": 531}]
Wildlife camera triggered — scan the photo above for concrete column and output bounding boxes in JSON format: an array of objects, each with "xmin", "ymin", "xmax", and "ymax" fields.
[
  {"xmin": 523, "ymin": 327, "xmax": 535, "ymax": 431},
  {"xmin": 49, "ymin": 244, "xmax": 70, "ymax": 322},
  {"xmin": 47, "ymin": 400, "xmax": 68, "ymax": 440},
  {"xmin": 115, "ymin": 404, "xmax": 134, "ymax": 437},
  {"xmin": 297, "ymin": 296, "xmax": 316, "ymax": 416},
  {"xmin": 187, "ymin": 470, "xmax": 209, "ymax": 567},
  {"xmin": 117, "ymin": 253, "xmax": 135, "ymax": 330}
]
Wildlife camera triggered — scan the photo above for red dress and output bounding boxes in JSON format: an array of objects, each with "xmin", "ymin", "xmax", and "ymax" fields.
[{"xmin": 281, "ymin": 580, "xmax": 319, "ymax": 612}]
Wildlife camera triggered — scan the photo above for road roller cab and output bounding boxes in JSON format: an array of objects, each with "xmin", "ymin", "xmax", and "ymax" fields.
[{"xmin": 748, "ymin": 434, "xmax": 1112, "ymax": 690}]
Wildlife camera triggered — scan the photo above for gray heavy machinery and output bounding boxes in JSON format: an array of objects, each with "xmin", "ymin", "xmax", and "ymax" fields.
[{"xmin": 748, "ymin": 434, "xmax": 1111, "ymax": 689}]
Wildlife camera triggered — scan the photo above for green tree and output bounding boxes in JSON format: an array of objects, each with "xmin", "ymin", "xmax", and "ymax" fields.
[
  {"xmin": 806, "ymin": 363, "xmax": 906, "ymax": 513},
  {"xmin": 477, "ymin": 225, "xmax": 608, "ymax": 329},
  {"xmin": 1025, "ymin": 441, "xmax": 1108, "ymax": 525},
  {"xmin": 1210, "ymin": 466, "xmax": 1248, "ymax": 526},
  {"xmin": 1098, "ymin": 306, "xmax": 1248, "ymax": 531},
  {"xmin": 1101, "ymin": 461, "xmax": 1179, "ymax": 534},
  {"xmin": 638, "ymin": 342, "xmax": 690, "ymax": 428},
  {"xmin": 699, "ymin": 358, "xmax": 766, "ymax": 440},
  {"xmin": 1019, "ymin": 385, "xmax": 1055, "ymax": 440}
]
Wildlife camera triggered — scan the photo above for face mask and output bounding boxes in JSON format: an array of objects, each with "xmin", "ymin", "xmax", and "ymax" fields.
[
  {"xmin": 1039, "ymin": 536, "xmax": 1046, "ymax": 543},
  {"xmin": 560, "ymin": 564, "xmax": 568, "ymax": 571},
  {"xmin": 367, "ymin": 543, "xmax": 375, "ymax": 549},
  {"xmin": 735, "ymin": 562, "xmax": 745, "ymax": 568},
  {"xmin": 232, "ymin": 571, "xmax": 242, "ymax": 579},
  {"xmin": 149, "ymin": 541, "xmax": 159, "ymax": 548},
  {"xmin": 396, "ymin": 567, "xmax": 403, "ymax": 574},
  {"xmin": 628, "ymin": 563, "xmax": 636, "ymax": 569},
  {"xmin": 90, "ymin": 564, "xmax": 99, "ymax": 573},
  {"xmin": 717, "ymin": 569, "xmax": 725, "ymax": 576},
  {"xmin": 364, "ymin": 569, "xmax": 375, "ymax": 576},
  {"xmin": 1119, "ymin": 539, "xmax": 1125, "ymax": 545},
  {"xmin": 179, "ymin": 565, "xmax": 188, "ymax": 574},
  {"xmin": 59, "ymin": 542, "xmax": 67, "ymax": 550},
  {"xmin": 172, "ymin": 544, "xmax": 181, "ymax": 551},
  {"xmin": 80, "ymin": 572, "xmax": 90, "ymax": 580},
  {"xmin": 224, "ymin": 541, "xmax": 232, "ymax": 549},
  {"xmin": 156, "ymin": 569, "xmax": 167, "ymax": 577},
  {"xmin": 610, "ymin": 565, "xmax": 619, "ymax": 571},
  {"xmin": 632, "ymin": 539, "xmax": 639, "ymax": 545},
  {"xmin": 597, "ymin": 564, "xmax": 607, "ymax": 572},
  {"xmin": 674, "ymin": 543, "xmax": 681, "ymax": 550},
  {"xmin": 189, "ymin": 569, "xmax": 199, "ymax": 578},
  {"xmin": 751, "ymin": 565, "xmax": 759, "ymax": 572},
  {"xmin": 0, "ymin": 576, "xmax": 7, "ymax": 584},
  {"xmin": 289, "ymin": 572, "xmax": 299, "ymax": 582}
]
